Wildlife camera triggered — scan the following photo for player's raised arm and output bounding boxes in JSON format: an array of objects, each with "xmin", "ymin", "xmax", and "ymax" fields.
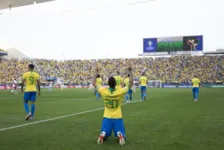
[
  {"xmin": 92, "ymin": 65, "xmax": 100, "ymax": 88},
  {"xmin": 127, "ymin": 66, "xmax": 133, "ymax": 89},
  {"xmin": 121, "ymin": 77, "xmax": 123, "ymax": 87},
  {"xmin": 122, "ymin": 82, "xmax": 126, "ymax": 87},
  {"xmin": 122, "ymin": 78, "xmax": 126, "ymax": 87}
]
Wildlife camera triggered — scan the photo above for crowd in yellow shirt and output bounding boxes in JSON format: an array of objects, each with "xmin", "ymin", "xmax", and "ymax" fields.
[
  {"xmin": 0, "ymin": 58, "xmax": 44, "ymax": 85},
  {"xmin": 0, "ymin": 58, "xmax": 30, "ymax": 84},
  {"xmin": 0, "ymin": 56, "xmax": 223, "ymax": 85},
  {"xmin": 181, "ymin": 56, "xmax": 222, "ymax": 83}
]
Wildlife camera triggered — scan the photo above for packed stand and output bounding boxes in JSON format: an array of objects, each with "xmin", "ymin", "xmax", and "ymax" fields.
[
  {"xmin": 1, "ymin": 56, "xmax": 223, "ymax": 85},
  {"xmin": 0, "ymin": 58, "xmax": 31, "ymax": 85},
  {"xmin": 34, "ymin": 56, "xmax": 223, "ymax": 85},
  {"xmin": 0, "ymin": 58, "xmax": 46, "ymax": 85},
  {"xmin": 181, "ymin": 56, "xmax": 222, "ymax": 83}
]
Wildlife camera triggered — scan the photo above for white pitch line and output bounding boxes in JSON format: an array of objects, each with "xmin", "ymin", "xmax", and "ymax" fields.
[{"xmin": 0, "ymin": 100, "xmax": 143, "ymax": 132}]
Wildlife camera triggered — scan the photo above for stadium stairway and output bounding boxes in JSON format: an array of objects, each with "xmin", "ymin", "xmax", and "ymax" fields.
[
  {"xmin": 217, "ymin": 57, "xmax": 223, "ymax": 80},
  {"xmin": 32, "ymin": 59, "xmax": 45, "ymax": 77}
]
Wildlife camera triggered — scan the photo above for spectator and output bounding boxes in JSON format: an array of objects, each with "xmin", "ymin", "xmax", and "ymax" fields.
[{"xmin": 0, "ymin": 56, "xmax": 223, "ymax": 85}]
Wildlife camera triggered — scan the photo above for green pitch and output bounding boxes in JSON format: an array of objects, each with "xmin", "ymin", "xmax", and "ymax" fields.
[
  {"xmin": 0, "ymin": 88, "xmax": 223, "ymax": 150},
  {"xmin": 157, "ymin": 41, "xmax": 183, "ymax": 52}
]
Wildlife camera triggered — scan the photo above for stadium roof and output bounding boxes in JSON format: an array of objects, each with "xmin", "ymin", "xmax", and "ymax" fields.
[
  {"xmin": 0, "ymin": 51, "xmax": 7, "ymax": 57},
  {"xmin": 204, "ymin": 51, "xmax": 224, "ymax": 54},
  {"xmin": 0, "ymin": 0, "xmax": 55, "ymax": 11}
]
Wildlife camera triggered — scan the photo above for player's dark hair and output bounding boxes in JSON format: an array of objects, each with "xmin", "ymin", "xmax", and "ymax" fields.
[
  {"xmin": 97, "ymin": 74, "xmax": 100, "ymax": 78},
  {"xmin": 116, "ymin": 71, "xmax": 120, "ymax": 75},
  {"xmin": 127, "ymin": 74, "xmax": 130, "ymax": 77},
  {"xmin": 108, "ymin": 77, "xmax": 116, "ymax": 89},
  {"xmin": 142, "ymin": 72, "xmax": 145, "ymax": 76},
  {"xmin": 28, "ymin": 64, "xmax": 35, "ymax": 70}
]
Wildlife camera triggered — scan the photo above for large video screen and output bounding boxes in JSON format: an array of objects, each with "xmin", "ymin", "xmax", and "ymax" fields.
[
  {"xmin": 183, "ymin": 36, "xmax": 203, "ymax": 51},
  {"xmin": 143, "ymin": 35, "xmax": 203, "ymax": 53}
]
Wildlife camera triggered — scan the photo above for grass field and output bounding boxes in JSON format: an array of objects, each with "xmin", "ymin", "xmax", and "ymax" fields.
[
  {"xmin": 157, "ymin": 41, "xmax": 183, "ymax": 52},
  {"xmin": 0, "ymin": 88, "xmax": 224, "ymax": 150}
]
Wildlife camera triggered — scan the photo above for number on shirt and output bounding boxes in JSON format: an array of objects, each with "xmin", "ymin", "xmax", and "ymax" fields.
[
  {"xmin": 29, "ymin": 77, "xmax": 34, "ymax": 84},
  {"xmin": 105, "ymin": 99, "xmax": 118, "ymax": 109}
]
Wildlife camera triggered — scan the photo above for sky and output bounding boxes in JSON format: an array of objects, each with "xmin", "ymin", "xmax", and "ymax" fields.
[{"xmin": 0, "ymin": 0, "xmax": 223, "ymax": 60}]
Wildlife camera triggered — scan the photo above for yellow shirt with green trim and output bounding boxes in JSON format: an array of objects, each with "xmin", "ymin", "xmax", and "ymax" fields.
[
  {"xmin": 192, "ymin": 78, "xmax": 200, "ymax": 87},
  {"xmin": 96, "ymin": 78, "xmax": 102, "ymax": 86},
  {"xmin": 22, "ymin": 71, "xmax": 40, "ymax": 92},
  {"xmin": 139, "ymin": 76, "xmax": 147, "ymax": 86},
  {"xmin": 114, "ymin": 75, "xmax": 123, "ymax": 89},
  {"xmin": 97, "ymin": 86, "xmax": 128, "ymax": 118},
  {"xmin": 124, "ymin": 77, "xmax": 130, "ymax": 89}
]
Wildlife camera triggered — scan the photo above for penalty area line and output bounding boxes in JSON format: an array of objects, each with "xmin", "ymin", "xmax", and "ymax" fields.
[{"xmin": 0, "ymin": 100, "xmax": 143, "ymax": 132}]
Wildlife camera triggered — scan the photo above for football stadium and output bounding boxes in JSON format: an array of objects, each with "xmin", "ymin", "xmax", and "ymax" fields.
[{"xmin": 0, "ymin": 0, "xmax": 224, "ymax": 150}]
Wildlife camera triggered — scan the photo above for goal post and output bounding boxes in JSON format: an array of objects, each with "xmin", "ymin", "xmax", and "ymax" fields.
[{"xmin": 148, "ymin": 80, "xmax": 162, "ymax": 88}]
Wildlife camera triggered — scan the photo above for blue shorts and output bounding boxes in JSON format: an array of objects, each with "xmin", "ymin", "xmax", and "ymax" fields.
[
  {"xmin": 126, "ymin": 89, "xmax": 132, "ymax": 95},
  {"xmin": 192, "ymin": 87, "xmax": 199, "ymax": 94},
  {"xmin": 101, "ymin": 117, "xmax": 126, "ymax": 138},
  {"xmin": 24, "ymin": 92, "xmax": 37, "ymax": 101},
  {"xmin": 141, "ymin": 86, "xmax": 147, "ymax": 91}
]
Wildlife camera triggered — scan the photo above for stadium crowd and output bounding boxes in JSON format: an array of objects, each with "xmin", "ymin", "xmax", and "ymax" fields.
[
  {"xmin": 0, "ymin": 56, "xmax": 223, "ymax": 85},
  {"xmin": 0, "ymin": 58, "xmax": 30, "ymax": 85}
]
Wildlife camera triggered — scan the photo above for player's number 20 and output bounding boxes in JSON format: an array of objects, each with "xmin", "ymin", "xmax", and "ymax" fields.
[
  {"xmin": 105, "ymin": 100, "xmax": 118, "ymax": 109},
  {"xmin": 29, "ymin": 77, "xmax": 34, "ymax": 84}
]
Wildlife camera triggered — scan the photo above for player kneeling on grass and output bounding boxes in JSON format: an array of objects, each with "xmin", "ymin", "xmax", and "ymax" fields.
[
  {"xmin": 92, "ymin": 65, "xmax": 133, "ymax": 146},
  {"xmin": 21, "ymin": 64, "xmax": 41, "ymax": 120}
]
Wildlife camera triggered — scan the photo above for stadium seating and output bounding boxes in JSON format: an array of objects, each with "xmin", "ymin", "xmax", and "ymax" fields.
[
  {"xmin": 0, "ymin": 56, "xmax": 223, "ymax": 85},
  {"xmin": 0, "ymin": 58, "xmax": 30, "ymax": 85}
]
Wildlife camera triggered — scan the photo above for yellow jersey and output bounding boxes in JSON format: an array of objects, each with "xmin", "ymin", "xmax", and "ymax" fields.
[
  {"xmin": 114, "ymin": 75, "xmax": 123, "ymax": 89},
  {"xmin": 96, "ymin": 78, "xmax": 103, "ymax": 86},
  {"xmin": 22, "ymin": 71, "xmax": 40, "ymax": 92},
  {"xmin": 124, "ymin": 77, "xmax": 130, "ymax": 89},
  {"xmin": 139, "ymin": 76, "xmax": 147, "ymax": 86},
  {"xmin": 97, "ymin": 86, "xmax": 128, "ymax": 118},
  {"xmin": 192, "ymin": 78, "xmax": 200, "ymax": 87}
]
